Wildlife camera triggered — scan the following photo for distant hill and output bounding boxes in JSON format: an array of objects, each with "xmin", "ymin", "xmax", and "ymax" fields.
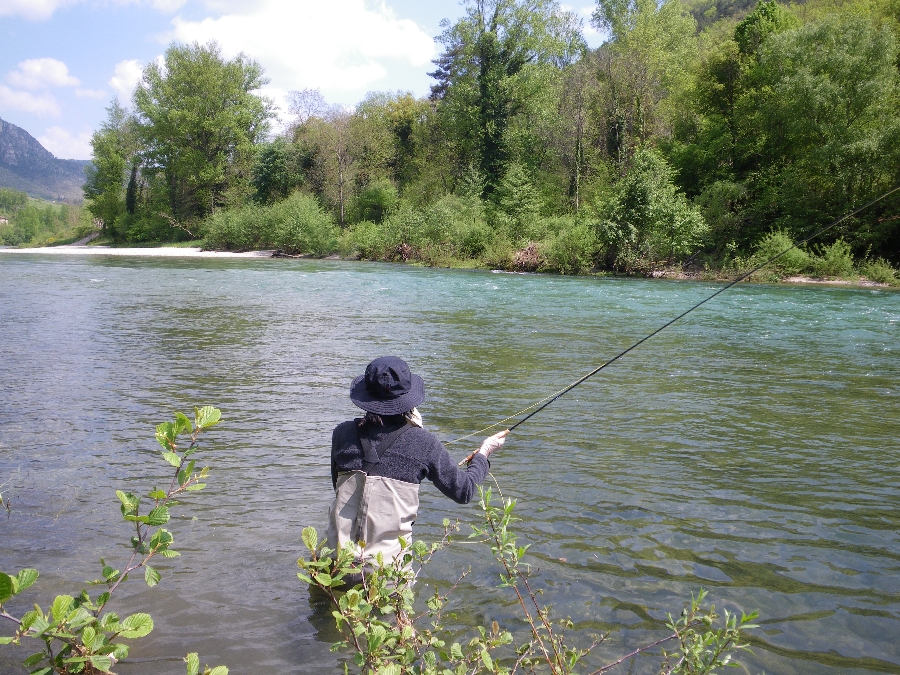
[{"xmin": 0, "ymin": 117, "xmax": 92, "ymax": 202}]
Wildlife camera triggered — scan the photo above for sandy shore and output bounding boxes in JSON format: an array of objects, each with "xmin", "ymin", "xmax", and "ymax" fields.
[{"xmin": 0, "ymin": 245, "xmax": 275, "ymax": 258}]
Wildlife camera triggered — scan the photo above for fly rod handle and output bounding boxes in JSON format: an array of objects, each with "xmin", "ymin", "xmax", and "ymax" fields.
[{"xmin": 458, "ymin": 429, "xmax": 510, "ymax": 466}]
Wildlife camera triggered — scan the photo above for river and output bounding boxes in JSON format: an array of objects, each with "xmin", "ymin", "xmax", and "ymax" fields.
[{"xmin": 0, "ymin": 253, "xmax": 897, "ymax": 674}]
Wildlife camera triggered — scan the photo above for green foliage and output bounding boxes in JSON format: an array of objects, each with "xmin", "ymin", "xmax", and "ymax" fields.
[
  {"xmin": 0, "ymin": 187, "xmax": 28, "ymax": 214},
  {"xmin": 297, "ymin": 486, "xmax": 758, "ymax": 675},
  {"xmin": 432, "ymin": 0, "xmax": 586, "ymax": 195},
  {"xmin": 134, "ymin": 41, "xmax": 275, "ymax": 222},
  {"xmin": 203, "ymin": 192, "xmax": 337, "ymax": 256},
  {"xmin": 351, "ymin": 179, "xmax": 399, "ymax": 224},
  {"xmin": 0, "ymin": 193, "xmax": 95, "ymax": 247},
  {"xmin": 753, "ymin": 229, "xmax": 810, "ymax": 275},
  {"xmin": 251, "ymin": 138, "xmax": 304, "ymax": 205},
  {"xmin": 0, "ymin": 408, "xmax": 226, "ymax": 675},
  {"xmin": 84, "ymin": 100, "xmax": 136, "ymax": 238},
  {"xmin": 860, "ymin": 258, "xmax": 899, "ymax": 285},
  {"xmin": 592, "ymin": 150, "xmax": 707, "ymax": 272},
  {"xmin": 660, "ymin": 589, "xmax": 758, "ymax": 675},
  {"xmin": 811, "ymin": 239, "xmax": 855, "ymax": 277},
  {"xmin": 545, "ymin": 222, "xmax": 597, "ymax": 274}
]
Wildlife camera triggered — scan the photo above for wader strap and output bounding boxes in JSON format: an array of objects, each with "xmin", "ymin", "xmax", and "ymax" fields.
[{"xmin": 358, "ymin": 424, "xmax": 412, "ymax": 474}]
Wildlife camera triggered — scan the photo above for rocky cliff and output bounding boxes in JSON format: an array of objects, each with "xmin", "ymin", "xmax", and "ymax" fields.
[{"xmin": 0, "ymin": 117, "xmax": 92, "ymax": 201}]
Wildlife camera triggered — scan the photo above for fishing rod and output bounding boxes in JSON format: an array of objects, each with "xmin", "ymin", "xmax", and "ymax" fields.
[{"xmin": 457, "ymin": 184, "xmax": 900, "ymax": 465}]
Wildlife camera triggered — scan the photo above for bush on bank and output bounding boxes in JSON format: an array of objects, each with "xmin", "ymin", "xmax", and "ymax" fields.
[{"xmin": 203, "ymin": 192, "xmax": 338, "ymax": 256}]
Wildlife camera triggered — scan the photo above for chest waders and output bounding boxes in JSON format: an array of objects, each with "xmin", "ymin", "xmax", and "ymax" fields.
[{"xmin": 326, "ymin": 424, "xmax": 418, "ymax": 575}]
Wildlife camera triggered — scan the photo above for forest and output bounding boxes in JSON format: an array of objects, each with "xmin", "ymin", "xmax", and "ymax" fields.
[{"xmin": 81, "ymin": 0, "xmax": 900, "ymax": 279}]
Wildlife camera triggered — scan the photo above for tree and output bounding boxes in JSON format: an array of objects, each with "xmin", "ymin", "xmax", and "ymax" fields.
[
  {"xmin": 431, "ymin": 0, "xmax": 585, "ymax": 196},
  {"xmin": 743, "ymin": 14, "xmax": 900, "ymax": 251},
  {"xmin": 83, "ymin": 99, "xmax": 138, "ymax": 238},
  {"xmin": 591, "ymin": 0, "xmax": 699, "ymax": 165},
  {"xmin": 592, "ymin": 149, "xmax": 708, "ymax": 272},
  {"xmin": 134, "ymin": 41, "xmax": 274, "ymax": 223},
  {"xmin": 250, "ymin": 138, "xmax": 303, "ymax": 205}
]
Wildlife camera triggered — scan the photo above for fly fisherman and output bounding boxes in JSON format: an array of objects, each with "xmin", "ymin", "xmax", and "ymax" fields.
[{"xmin": 327, "ymin": 356, "xmax": 507, "ymax": 578}]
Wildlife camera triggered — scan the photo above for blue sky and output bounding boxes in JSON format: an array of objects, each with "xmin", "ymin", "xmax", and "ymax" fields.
[{"xmin": 0, "ymin": 0, "xmax": 602, "ymax": 160}]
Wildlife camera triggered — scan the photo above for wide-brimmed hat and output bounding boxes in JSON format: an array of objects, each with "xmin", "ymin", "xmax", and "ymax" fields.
[{"xmin": 350, "ymin": 356, "xmax": 425, "ymax": 415}]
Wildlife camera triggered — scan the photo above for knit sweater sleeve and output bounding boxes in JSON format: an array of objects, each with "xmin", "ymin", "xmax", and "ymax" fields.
[{"xmin": 426, "ymin": 438, "xmax": 490, "ymax": 504}]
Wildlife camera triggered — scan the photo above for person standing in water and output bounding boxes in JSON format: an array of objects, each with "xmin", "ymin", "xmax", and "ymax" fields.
[{"xmin": 327, "ymin": 356, "xmax": 507, "ymax": 571}]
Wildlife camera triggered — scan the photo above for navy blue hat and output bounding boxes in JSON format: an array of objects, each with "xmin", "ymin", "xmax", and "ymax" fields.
[{"xmin": 350, "ymin": 356, "xmax": 425, "ymax": 415}]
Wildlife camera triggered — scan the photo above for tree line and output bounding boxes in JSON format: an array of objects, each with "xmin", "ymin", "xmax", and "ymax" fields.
[
  {"xmin": 0, "ymin": 188, "xmax": 93, "ymax": 246},
  {"xmin": 84, "ymin": 0, "xmax": 900, "ymax": 277}
]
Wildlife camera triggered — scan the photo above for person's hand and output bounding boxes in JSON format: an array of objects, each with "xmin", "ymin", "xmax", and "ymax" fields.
[{"xmin": 477, "ymin": 429, "xmax": 509, "ymax": 459}]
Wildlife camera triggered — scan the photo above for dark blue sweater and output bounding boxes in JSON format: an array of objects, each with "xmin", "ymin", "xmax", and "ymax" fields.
[{"xmin": 331, "ymin": 419, "xmax": 490, "ymax": 504}]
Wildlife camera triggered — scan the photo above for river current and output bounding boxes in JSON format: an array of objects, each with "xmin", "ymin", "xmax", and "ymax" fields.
[{"xmin": 0, "ymin": 253, "xmax": 898, "ymax": 674}]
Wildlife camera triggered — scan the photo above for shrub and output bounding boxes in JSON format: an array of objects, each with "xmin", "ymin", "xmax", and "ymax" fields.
[
  {"xmin": 480, "ymin": 235, "xmax": 515, "ymax": 270},
  {"xmin": 350, "ymin": 180, "xmax": 399, "ymax": 224},
  {"xmin": 203, "ymin": 204, "xmax": 266, "ymax": 250},
  {"xmin": 811, "ymin": 238, "xmax": 855, "ymax": 277},
  {"xmin": 860, "ymin": 258, "xmax": 899, "ymax": 285},
  {"xmin": 592, "ymin": 150, "xmax": 708, "ymax": 273},
  {"xmin": 270, "ymin": 192, "xmax": 338, "ymax": 257},
  {"xmin": 545, "ymin": 223, "xmax": 598, "ymax": 274},
  {"xmin": 204, "ymin": 192, "xmax": 337, "ymax": 256},
  {"xmin": 753, "ymin": 229, "xmax": 811, "ymax": 275}
]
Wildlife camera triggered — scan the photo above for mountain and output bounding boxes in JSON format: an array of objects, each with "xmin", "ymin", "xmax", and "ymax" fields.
[{"xmin": 0, "ymin": 117, "xmax": 92, "ymax": 202}]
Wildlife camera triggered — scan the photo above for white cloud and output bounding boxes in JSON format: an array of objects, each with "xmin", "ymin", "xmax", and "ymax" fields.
[
  {"xmin": 75, "ymin": 88, "xmax": 107, "ymax": 99},
  {"xmin": 7, "ymin": 58, "xmax": 80, "ymax": 90},
  {"xmin": 109, "ymin": 60, "xmax": 144, "ymax": 99},
  {"xmin": 37, "ymin": 126, "xmax": 93, "ymax": 159},
  {"xmin": 0, "ymin": 84, "xmax": 61, "ymax": 116},
  {"xmin": 168, "ymin": 0, "xmax": 436, "ymax": 99},
  {"xmin": 0, "ymin": 0, "xmax": 74, "ymax": 20}
]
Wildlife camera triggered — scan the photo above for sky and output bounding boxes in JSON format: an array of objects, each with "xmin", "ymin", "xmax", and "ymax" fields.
[{"xmin": 0, "ymin": 0, "xmax": 603, "ymax": 160}]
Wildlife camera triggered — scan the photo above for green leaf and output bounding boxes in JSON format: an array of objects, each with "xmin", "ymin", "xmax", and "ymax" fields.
[
  {"xmin": 160, "ymin": 550, "xmax": 181, "ymax": 558},
  {"xmin": 29, "ymin": 669, "xmax": 52, "ymax": 675},
  {"xmin": 450, "ymin": 643, "xmax": 463, "ymax": 660},
  {"xmin": 481, "ymin": 650, "xmax": 493, "ymax": 670},
  {"xmin": 156, "ymin": 422, "xmax": 177, "ymax": 450},
  {"xmin": 147, "ymin": 506, "xmax": 170, "ymax": 526},
  {"xmin": 297, "ymin": 573, "xmax": 313, "ymax": 585},
  {"xmin": 174, "ymin": 412, "xmax": 193, "ymax": 435},
  {"xmin": 185, "ymin": 652, "xmax": 200, "ymax": 675},
  {"xmin": 119, "ymin": 613, "xmax": 154, "ymax": 639},
  {"xmin": 51, "ymin": 595, "xmax": 74, "ymax": 623},
  {"xmin": 23, "ymin": 653, "xmax": 45, "ymax": 667},
  {"xmin": 301, "ymin": 527, "xmax": 318, "ymax": 552},
  {"xmin": 0, "ymin": 636, "xmax": 14, "ymax": 644},
  {"xmin": 184, "ymin": 483, "xmax": 206, "ymax": 491},
  {"xmin": 89, "ymin": 655, "xmax": 112, "ymax": 672},
  {"xmin": 162, "ymin": 452, "xmax": 182, "ymax": 468},
  {"xmin": 312, "ymin": 573, "xmax": 333, "ymax": 587},
  {"xmin": 148, "ymin": 489, "xmax": 167, "ymax": 500},
  {"xmin": 144, "ymin": 566, "xmax": 161, "ymax": 587},
  {"xmin": 207, "ymin": 667, "xmax": 228, "ymax": 675},
  {"xmin": 16, "ymin": 569, "xmax": 39, "ymax": 592},
  {"xmin": 194, "ymin": 406, "xmax": 222, "ymax": 429},
  {"xmin": 0, "ymin": 572, "xmax": 14, "ymax": 603}
]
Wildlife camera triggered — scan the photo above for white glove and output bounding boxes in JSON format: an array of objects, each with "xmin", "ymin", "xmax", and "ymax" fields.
[{"xmin": 477, "ymin": 430, "xmax": 509, "ymax": 459}]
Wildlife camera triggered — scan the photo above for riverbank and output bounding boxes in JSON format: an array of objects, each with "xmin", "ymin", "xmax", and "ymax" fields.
[
  {"xmin": 2, "ymin": 244, "xmax": 896, "ymax": 288},
  {"xmin": 0, "ymin": 245, "xmax": 276, "ymax": 258}
]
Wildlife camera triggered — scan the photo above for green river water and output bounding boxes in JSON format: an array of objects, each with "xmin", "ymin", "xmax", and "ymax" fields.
[{"xmin": 0, "ymin": 253, "xmax": 898, "ymax": 674}]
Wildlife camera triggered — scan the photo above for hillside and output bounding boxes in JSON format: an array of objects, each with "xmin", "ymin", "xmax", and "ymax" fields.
[{"xmin": 0, "ymin": 118, "xmax": 91, "ymax": 202}]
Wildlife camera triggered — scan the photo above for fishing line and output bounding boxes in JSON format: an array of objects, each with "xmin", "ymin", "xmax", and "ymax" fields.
[{"xmin": 452, "ymin": 184, "xmax": 900, "ymax": 458}]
